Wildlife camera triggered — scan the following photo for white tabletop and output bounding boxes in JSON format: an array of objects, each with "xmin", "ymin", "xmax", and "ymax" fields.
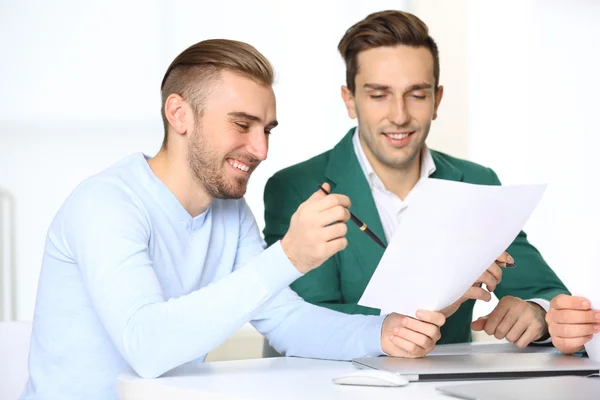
[
  {"xmin": 118, "ymin": 356, "xmax": 485, "ymax": 400},
  {"xmin": 117, "ymin": 343, "xmax": 563, "ymax": 400}
]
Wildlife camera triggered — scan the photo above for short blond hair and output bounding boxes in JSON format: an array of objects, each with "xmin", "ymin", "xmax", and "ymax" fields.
[{"xmin": 160, "ymin": 39, "xmax": 274, "ymax": 147}]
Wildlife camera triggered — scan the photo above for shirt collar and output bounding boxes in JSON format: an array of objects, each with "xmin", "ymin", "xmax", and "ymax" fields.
[{"xmin": 352, "ymin": 127, "xmax": 436, "ymax": 191}]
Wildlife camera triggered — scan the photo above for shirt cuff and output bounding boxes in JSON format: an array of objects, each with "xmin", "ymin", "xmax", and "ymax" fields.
[
  {"xmin": 252, "ymin": 241, "xmax": 303, "ymax": 296},
  {"xmin": 369, "ymin": 314, "xmax": 388, "ymax": 356},
  {"xmin": 527, "ymin": 298, "xmax": 552, "ymax": 344}
]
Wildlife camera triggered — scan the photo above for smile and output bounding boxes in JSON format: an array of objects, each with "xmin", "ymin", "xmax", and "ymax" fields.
[
  {"xmin": 227, "ymin": 158, "xmax": 251, "ymax": 172},
  {"xmin": 383, "ymin": 132, "xmax": 412, "ymax": 140}
]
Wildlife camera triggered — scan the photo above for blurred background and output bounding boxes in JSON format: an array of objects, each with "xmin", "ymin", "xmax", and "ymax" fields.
[{"xmin": 1, "ymin": 0, "xmax": 599, "ymax": 360}]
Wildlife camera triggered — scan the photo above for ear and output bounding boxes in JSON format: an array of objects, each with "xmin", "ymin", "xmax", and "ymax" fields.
[
  {"xmin": 341, "ymin": 86, "xmax": 357, "ymax": 119},
  {"xmin": 432, "ymin": 85, "xmax": 444, "ymax": 120},
  {"xmin": 164, "ymin": 93, "xmax": 192, "ymax": 136}
]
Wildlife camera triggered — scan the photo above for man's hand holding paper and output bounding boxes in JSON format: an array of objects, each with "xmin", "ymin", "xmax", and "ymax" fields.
[
  {"xmin": 358, "ymin": 179, "xmax": 547, "ymax": 356},
  {"xmin": 440, "ymin": 252, "xmax": 510, "ymax": 318}
]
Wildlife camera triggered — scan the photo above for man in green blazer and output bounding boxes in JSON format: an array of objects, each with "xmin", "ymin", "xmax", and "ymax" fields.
[{"xmin": 263, "ymin": 10, "xmax": 569, "ymax": 352}]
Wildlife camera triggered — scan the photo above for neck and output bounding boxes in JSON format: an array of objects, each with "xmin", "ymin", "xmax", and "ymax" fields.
[
  {"xmin": 148, "ymin": 148, "xmax": 212, "ymax": 217},
  {"xmin": 363, "ymin": 144, "xmax": 422, "ymax": 201}
]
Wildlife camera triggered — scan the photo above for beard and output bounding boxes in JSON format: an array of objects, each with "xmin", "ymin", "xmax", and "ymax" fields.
[{"xmin": 187, "ymin": 125, "xmax": 257, "ymax": 200}]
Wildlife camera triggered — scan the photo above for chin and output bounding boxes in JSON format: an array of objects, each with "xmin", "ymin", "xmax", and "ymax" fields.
[{"xmin": 221, "ymin": 182, "xmax": 248, "ymax": 200}]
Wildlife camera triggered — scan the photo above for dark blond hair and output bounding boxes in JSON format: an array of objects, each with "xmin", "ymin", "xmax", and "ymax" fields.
[
  {"xmin": 338, "ymin": 10, "xmax": 440, "ymax": 93},
  {"xmin": 160, "ymin": 39, "xmax": 274, "ymax": 147}
]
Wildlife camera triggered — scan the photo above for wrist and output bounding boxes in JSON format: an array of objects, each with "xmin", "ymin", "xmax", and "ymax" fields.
[
  {"xmin": 528, "ymin": 301, "xmax": 550, "ymax": 341},
  {"xmin": 280, "ymin": 236, "xmax": 305, "ymax": 274}
]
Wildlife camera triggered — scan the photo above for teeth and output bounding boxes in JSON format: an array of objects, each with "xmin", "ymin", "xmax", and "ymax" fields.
[
  {"xmin": 387, "ymin": 133, "xmax": 410, "ymax": 140},
  {"xmin": 229, "ymin": 160, "xmax": 250, "ymax": 172}
]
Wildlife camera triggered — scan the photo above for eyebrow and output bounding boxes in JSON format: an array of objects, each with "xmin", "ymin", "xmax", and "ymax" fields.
[
  {"xmin": 228, "ymin": 111, "xmax": 278, "ymax": 128},
  {"xmin": 363, "ymin": 83, "xmax": 434, "ymax": 92}
]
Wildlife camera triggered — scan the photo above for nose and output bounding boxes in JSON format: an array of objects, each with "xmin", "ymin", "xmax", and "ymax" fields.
[
  {"xmin": 248, "ymin": 129, "xmax": 269, "ymax": 162},
  {"xmin": 388, "ymin": 96, "xmax": 410, "ymax": 126}
]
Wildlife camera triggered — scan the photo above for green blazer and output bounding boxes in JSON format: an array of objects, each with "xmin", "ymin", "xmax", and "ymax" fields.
[{"xmin": 263, "ymin": 128, "xmax": 569, "ymax": 344}]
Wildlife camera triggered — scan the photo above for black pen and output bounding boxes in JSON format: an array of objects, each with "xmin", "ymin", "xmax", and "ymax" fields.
[{"xmin": 318, "ymin": 184, "xmax": 387, "ymax": 250}]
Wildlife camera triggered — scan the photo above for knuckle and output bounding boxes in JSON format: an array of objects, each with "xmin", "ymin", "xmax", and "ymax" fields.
[
  {"xmin": 494, "ymin": 326, "xmax": 506, "ymax": 338},
  {"xmin": 408, "ymin": 343, "xmax": 419, "ymax": 354},
  {"xmin": 339, "ymin": 238, "xmax": 348, "ymax": 251},
  {"xmin": 561, "ymin": 324, "xmax": 573, "ymax": 337},
  {"xmin": 439, "ymin": 314, "xmax": 447, "ymax": 326}
]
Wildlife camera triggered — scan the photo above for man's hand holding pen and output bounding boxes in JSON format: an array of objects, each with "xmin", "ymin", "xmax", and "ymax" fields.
[{"xmin": 281, "ymin": 183, "xmax": 351, "ymax": 274}]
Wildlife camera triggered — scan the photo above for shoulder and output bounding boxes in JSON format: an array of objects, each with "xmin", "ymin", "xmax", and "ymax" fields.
[
  {"xmin": 432, "ymin": 150, "xmax": 501, "ymax": 184},
  {"xmin": 266, "ymin": 149, "xmax": 333, "ymax": 194}
]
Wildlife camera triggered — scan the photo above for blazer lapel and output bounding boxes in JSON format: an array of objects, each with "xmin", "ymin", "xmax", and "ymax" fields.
[
  {"xmin": 430, "ymin": 151, "xmax": 464, "ymax": 182},
  {"xmin": 324, "ymin": 129, "xmax": 387, "ymax": 282}
]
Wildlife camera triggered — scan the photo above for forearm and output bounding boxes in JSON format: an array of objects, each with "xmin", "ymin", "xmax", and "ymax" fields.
[
  {"xmin": 253, "ymin": 290, "xmax": 386, "ymax": 361},
  {"xmin": 313, "ymin": 301, "xmax": 381, "ymax": 316},
  {"xmin": 117, "ymin": 243, "xmax": 300, "ymax": 378}
]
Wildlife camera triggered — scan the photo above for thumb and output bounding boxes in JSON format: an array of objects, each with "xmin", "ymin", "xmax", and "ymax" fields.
[
  {"xmin": 471, "ymin": 315, "xmax": 488, "ymax": 331},
  {"xmin": 308, "ymin": 182, "xmax": 330, "ymax": 202},
  {"xmin": 496, "ymin": 251, "xmax": 515, "ymax": 265}
]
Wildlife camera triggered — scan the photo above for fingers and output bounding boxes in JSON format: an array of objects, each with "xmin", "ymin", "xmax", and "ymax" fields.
[
  {"xmin": 400, "ymin": 317, "xmax": 441, "ymax": 341},
  {"xmin": 318, "ymin": 205, "xmax": 350, "ymax": 226},
  {"xmin": 552, "ymin": 336, "xmax": 593, "ymax": 354},
  {"xmin": 494, "ymin": 309, "xmax": 521, "ymax": 340},
  {"xmin": 323, "ymin": 237, "xmax": 348, "ymax": 256},
  {"xmin": 504, "ymin": 315, "xmax": 531, "ymax": 343},
  {"xmin": 478, "ymin": 270, "xmax": 500, "ymax": 292},
  {"xmin": 387, "ymin": 335, "xmax": 427, "ymax": 358},
  {"xmin": 472, "ymin": 297, "xmax": 547, "ymax": 347},
  {"xmin": 393, "ymin": 327, "xmax": 434, "ymax": 353},
  {"xmin": 320, "ymin": 222, "xmax": 348, "ymax": 242},
  {"xmin": 476, "ymin": 302, "xmax": 511, "ymax": 336},
  {"xmin": 415, "ymin": 310, "xmax": 446, "ymax": 327},
  {"xmin": 546, "ymin": 309, "xmax": 599, "ymax": 325},
  {"xmin": 486, "ymin": 263, "xmax": 503, "ymax": 286},
  {"xmin": 495, "ymin": 251, "xmax": 515, "ymax": 266},
  {"xmin": 282, "ymin": 183, "xmax": 351, "ymax": 274},
  {"xmin": 482, "ymin": 300, "xmax": 514, "ymax": 336},
  {"xmin": 309, "ymin": 182, "xmax": 330, "ymax": 201},
  {"xmin": 462, "ymin": 286, "xmax": 492, "ymax": 303},
  {"xmin": 515, "ymin": 323, "xmax": 544, "ymax": 348},
  {"xmin": 551, "ymin": 295, "xmax": 592, "ymax": 311},
  {"xmin": 306, "ymin": 183, "xmax": 351, "ymax": 211},
  {"xmin": 471, "ymin": 316, "xmax": 487, "ymax": 331},
  {"xmin": 549, "ymin": 322, "xmax": 600, "ymax": 339},
  {"xmin": 389, "ymin": 313, "xmax": 444, "ymax": 357}
]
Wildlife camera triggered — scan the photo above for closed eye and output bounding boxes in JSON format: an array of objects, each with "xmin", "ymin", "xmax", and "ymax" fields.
[{"xmin": 235, "ymin": 123, "xmax": 249, "ymax": 131}]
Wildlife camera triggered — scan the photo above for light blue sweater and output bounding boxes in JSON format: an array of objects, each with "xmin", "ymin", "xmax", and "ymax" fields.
[{"xmin": 21, "ymin": 154, "xmax": 385, "ymax": 400}]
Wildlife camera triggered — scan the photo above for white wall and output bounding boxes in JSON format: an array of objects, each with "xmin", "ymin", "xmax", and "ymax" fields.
[
  {"xmin": 2, "ymin": 0, "xmax": 599, "ymax": 325},
  {"xmin": 409, "ymin": 0, "xmax": 469, "ymax": 159},
  {"xmin": 0, "ymin": 0, "xmax": 405, "ymax": 320},
  {"xmin": 466, "ymin": 0, "xmax": 600, "ymax": 310}
]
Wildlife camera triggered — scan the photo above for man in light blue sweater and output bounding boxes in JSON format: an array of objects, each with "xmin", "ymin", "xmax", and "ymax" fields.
[{"xmin": 21, "ymin": 39, "xmax": 449, "ymax": 399}]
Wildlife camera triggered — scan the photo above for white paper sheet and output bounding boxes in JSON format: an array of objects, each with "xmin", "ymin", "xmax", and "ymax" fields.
[{"xmin": 358, "ymin": 178, "xmax": 546, "ymax": 317}]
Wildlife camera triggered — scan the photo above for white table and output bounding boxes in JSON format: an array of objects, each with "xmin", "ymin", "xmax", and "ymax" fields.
[
  {"xmin": 117, "ymin": 343, "xmax": 562, "ymax": 400},
  {"xmin": 118, "ymin": 356, "xmax": 485, "ymax": 400}
]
